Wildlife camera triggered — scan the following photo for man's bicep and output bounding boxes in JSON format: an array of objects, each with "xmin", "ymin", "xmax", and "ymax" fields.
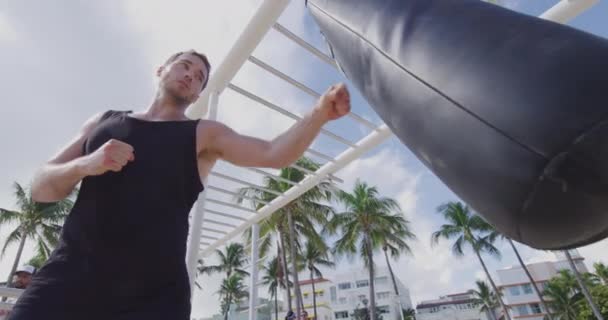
[
  {"xmin": 211, "ymin": 125, "xmax": 276, "ymax": 168},
  {"xmin": 47, "ymin": 112, "xmax": 102, "ymax": 165}
]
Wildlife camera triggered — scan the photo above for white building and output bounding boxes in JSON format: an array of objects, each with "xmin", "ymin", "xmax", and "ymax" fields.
[
  {"xmin": 496, "ymin": 249, "xmax": 588, "ymax": 320},
  {"xmin": 326, "ymin": 266, "xmax": 413, "ymax": 320},
  {"xmin": 298, "ymin": 278, "xmax": 335, "ymax": 320},
  {"xmin": 416, "ymin": 291, "xmax": 490, "ymax": 320}
]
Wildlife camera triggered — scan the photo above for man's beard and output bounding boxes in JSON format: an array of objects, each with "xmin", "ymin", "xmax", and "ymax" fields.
[{"xmin": 167, "ymin": 87, "xmax": 192, "ymax": 106}]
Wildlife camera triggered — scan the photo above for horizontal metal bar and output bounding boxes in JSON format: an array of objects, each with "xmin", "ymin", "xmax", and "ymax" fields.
[
  {"xmin": 249, "ymin": 55, "xmax": 321, "ymax": 98},
  {"xmin": 273, "ymin": 22, "xmax": 338, "ymax": 68},
  {"xmin": 203, "ymin": 218, "xmax": 239, "ymax": 228},
  {"xmin": 207, "ymin": 185, "xmax": 269, "ymax": 205},
  {"xmin": 210, "ymin": 171, "xmax": 283, "ymax": 196},
  {"xmin": 287, "ymin": 163, "xmax": 343, "ymax": 184},
  {"xmin": 202, "ymin": 227, "xmax": 228, "ymax": 235},
  {"xmin": 200, "ymin": 234, "xmax": 221, "ymax": 241},
  {"xmin": 246, "ymin": 167, "xmax": 297, "ymax": 186},
  {"xmin": 539, "ymin": 0, "xmax": 598, "ymax": 24},
  {"xmin": 248, "ymin": 55, "xmax": 376, "ymax": 130},
  {"xmin": 0, "ymin": 302, "xmax": 14, "ymax": 310},
  {"xmin": 228, "ymin": 83, "xmax": 355, "ymax": 147},
  {"xmin": 306, "ymin": 148, "xmax": 335, "ymax": 163},
  {"xmin": 204, "ymin": 208, "xmax": 248, "ymax": 221},
  {"xmin": 0, "ymin": 287, "xmax": 22, "ymax": 298},
  {"xmin": 206, "ymin": 198, "xmax": 257, "ymax": 213},
  {"xmin": 346, "ymin": 112, "xmax": 378, "ymax": 130}
]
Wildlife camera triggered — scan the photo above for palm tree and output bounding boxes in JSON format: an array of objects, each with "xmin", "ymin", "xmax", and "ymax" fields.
[
  {"xmin": 381, "ymin": 218, "xmax": 416, "ymax": 320},
  {"xmin": 402, "ymin": 308, "xmax": 416, "ymax": 320},
  {"xmin": 472, "ymin": 280, "xmax": 499, "ymax": 320},
  {"xmin": 431, "ymin": 201, "xmax": 511, "ymax": 320},
  {"xmin": 0, "ymin": 182, "xmax": 74, "ymax": 287},
  {"xmin": 327, "ymin": 180, "xmax": 408, "ymax": 320},
  {"xmin": 593, "ymin": 262, "xmax": 608, "ymax": 285},
  {"xmin": 543, "ymin": 279, "xmax": 580, "ymax": 320},
  {"xmin": 237, "ymin": 157, "xmax": 335, "ymax": 314},
  {"xmin": 262, "ymin": 257, "xmax": 288, "ymax": 320},
  {"xmin": 207, "ymin": 243, "xmax": 250, "ymax": 279},
  {"xmin": 218, "ymin": 274, "xmax": 249, "ymax": 320},
  {"xmin": 195, "ymin": 258, "xmax": 213, "ymax": 290},
  {"xmin": 301, "ymin": 240, "xmax": 335, "ymax": 320},
  {"xmin": 563, "ymin": 250, "xmax": 604, "ymax": 320}
]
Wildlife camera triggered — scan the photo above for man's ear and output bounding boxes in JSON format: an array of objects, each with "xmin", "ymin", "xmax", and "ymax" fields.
[{"xmin": 156, "ymin": 65, "xmax": 165, "ymax": 77}]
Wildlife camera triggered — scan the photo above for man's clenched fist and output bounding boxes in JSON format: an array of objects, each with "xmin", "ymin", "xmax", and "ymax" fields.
[
  {"xmin": 82, "ymin": 139, "xmax": 135, "ymax": 176},
  {"xmin": 316, "ymin": 83, "xmax": 351, "ymax": 121}
]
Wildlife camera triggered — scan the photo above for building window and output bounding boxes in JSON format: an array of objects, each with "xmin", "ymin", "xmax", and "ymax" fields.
[
  {"xmin": 338, "ymin": 282, "xmax": 352, "ymax": 290},
  {"xmin": 522, "ymin": 283, "xmax": 533, "ymax": 294},
  {"xmin": 530, "ymin": 303, "xmax": 542, "ymax": 314},
  {"xmin": 339, "ymin": 297, "xmax": 347, "ymax": 304},
  {"xmin": 375, "ymin": 276, "xmax": 389, "ymax": 285},
  {"xmin": 377, "ymin": 306, "xmax": 391, "ymax": 314},
  {"xmin": 541, "ymin": 282, "xmax": 549, "ymax": 291},
  {"xmin": 335, "ymin": 311, "xmax": 349, "ymax": 319},
  {"xmin": 377, "ymin": 292, "xmax": 390, "ymax": 300},
  {"xmin": 509, "ymin": 286, "xmax": 521, "ymax": 296},
  {"xmin": 356, "ymin": 280, "xmax": 369, "ymax": 288},
  {"xmin": 330, "ymin": 286, "xmax": 337, "ymax": 302},
  {"xmin": 516, "ymin": 305, "xmax": 530, "ymax": 316}
]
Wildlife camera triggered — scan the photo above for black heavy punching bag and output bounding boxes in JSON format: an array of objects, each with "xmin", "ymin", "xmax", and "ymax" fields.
[{"xmin": 307, "ymin": 0, "xmax": 608, "ymax": 249}]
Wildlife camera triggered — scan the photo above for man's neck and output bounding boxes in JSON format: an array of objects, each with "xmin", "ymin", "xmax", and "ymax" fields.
[{"xmin": 140, "ymin": 92, "xmax": 190, "ymax": 121}]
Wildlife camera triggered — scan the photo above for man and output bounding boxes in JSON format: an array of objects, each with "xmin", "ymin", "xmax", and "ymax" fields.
[
  {"xmin": 0, "ymin": 265, "xmax": 36, "ymax": 319},
  {"xmin": 8, "ymin": 50, "xmax": 350, "ymax": 320},
  {"xmin": 11, "ymin": 266, "xmax": 35, "ymax": 290}
]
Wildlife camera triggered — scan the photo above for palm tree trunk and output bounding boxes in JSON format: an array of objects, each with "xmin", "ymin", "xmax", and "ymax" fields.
[
  {"xmin": 224, "ymin": 294, "xmax": 231, "ymax": 320},
  {"xmin": 279, "ymin": 233, "xmax": 293, "ymax": 312},
  {"xmin": 474, "ymin": 249, "xmax": 511, "ymax": 320},
  {"xmin": 366, "ymin": 235, "xmax": 377, "ymax": 320},
  {"xmin": 382, "ymin": 247, "xmax": 405, "ymax": 320},
  {"xmin": 485, "ymin": 305, "xmax": 497, "ymax": 320},
  {"xmin": 384, "ymin": 247, "xmax": 405, "ymax": 320},
  {"xmin": 5, "ymin": 227, "xmax": 27, "ymax": 286},
  {"xmin": 287, "ymin": 211, "xmax": 303, "ymax": 320},
  {"xmin": 507, "ymin": 239, "xmax": 553, "ymax": 320},
  {"xmin": 275, "ymin": 290, "xmax": 279, "ymax": 320},
  {"xmin": 311, "ymin": 268, "xmax": 317, "ymax": 320},
  {"xmin": 563, "ymin": 250, "xmax": 604, "ymax": 320}
]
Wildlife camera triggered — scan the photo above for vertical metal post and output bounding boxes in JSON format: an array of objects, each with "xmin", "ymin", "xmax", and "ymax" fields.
[
  {"xmin": 186, "ymin": 91, "xmax": 219, "ymax": 294},
  {"xmin": 249, "ymin": 223, "xmax": 261, "ymax": 320}
]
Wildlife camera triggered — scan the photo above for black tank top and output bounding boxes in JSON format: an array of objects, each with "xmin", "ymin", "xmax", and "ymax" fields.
[{"xmin": 56, "ymin": 110, "xmax": 204, "ymax": 281}]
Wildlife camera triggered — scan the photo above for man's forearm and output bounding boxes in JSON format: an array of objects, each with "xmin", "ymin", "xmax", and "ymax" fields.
[
  {"xmin": 31, "ymin": 157, "xmax": 89, "ymax": 202},
  {"xmin": 269, "ymin": 108, "xmax": 329, "ymax": 168}
]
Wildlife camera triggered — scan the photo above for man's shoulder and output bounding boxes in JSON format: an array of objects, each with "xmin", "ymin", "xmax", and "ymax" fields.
[{"xmin": 196, "ymin": 119, "xmax": 233, "ymax": 136}]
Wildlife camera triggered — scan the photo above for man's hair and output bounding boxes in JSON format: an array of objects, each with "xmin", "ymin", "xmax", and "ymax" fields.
[{"xmin": 164, "ymin": 50, "xmax": 212, "ymax": 92}]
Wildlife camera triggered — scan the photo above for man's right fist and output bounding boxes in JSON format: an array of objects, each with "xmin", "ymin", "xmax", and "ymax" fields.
[{"xmin": 82, "ymin": 139, "xmax": 135, "ymax": 176}]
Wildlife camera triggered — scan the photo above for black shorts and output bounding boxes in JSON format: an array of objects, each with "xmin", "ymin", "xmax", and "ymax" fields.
[{"xmin": 8, "ymin": 254, "xmax": 191, "ymax": 320}]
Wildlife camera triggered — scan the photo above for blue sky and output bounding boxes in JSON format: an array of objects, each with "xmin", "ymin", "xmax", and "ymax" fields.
[{"xmin": 0, "ymin": 1, "xmax": 607, "ymax": 318}]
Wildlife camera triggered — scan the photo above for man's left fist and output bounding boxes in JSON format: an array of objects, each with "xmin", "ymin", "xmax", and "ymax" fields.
[{"xmin": 316, "ymin": 83, "xmax": 351, "ymax": 121}]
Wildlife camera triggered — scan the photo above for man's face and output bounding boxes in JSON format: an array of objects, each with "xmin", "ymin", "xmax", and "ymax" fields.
[
  {"xmin": 13, "ymin": 272, "xmax": 32, "ymax": 289},
  {"xmin": 158, "ymin": 52, "xmax": 209, "ymax": 105}
]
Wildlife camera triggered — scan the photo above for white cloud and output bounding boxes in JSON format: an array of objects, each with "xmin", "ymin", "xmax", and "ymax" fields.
[{"xmin": 0, "ymin": 12, "xmax": 18, "ymax": 43}]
